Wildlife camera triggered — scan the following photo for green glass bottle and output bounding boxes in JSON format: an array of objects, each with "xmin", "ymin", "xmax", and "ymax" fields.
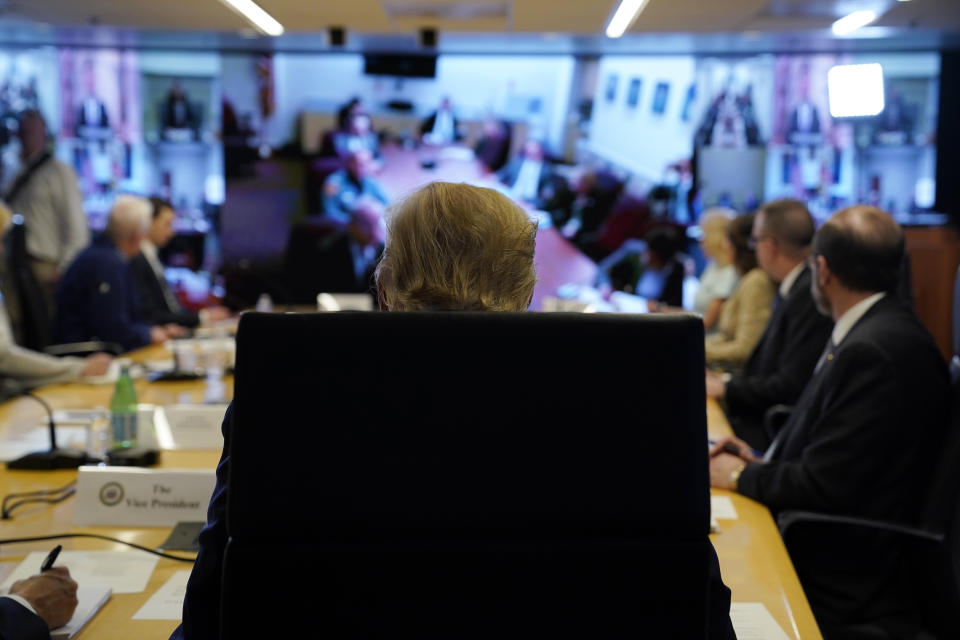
[{"xmin": 110, "ymin": 366, "xmax": 138, "ymax": 449}]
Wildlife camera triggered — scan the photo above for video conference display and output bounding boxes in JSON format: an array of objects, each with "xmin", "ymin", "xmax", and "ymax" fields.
[
  {"xmin": 0, "ymin": 46, "xmax": 943, "ymax": 253},
  {"xmin": 690, "ymin": 52, "xmax": 939, "ymax": 220},
  {"xmin": 0, "ymin": 46, "xmax": 224, "ymax": 232}
]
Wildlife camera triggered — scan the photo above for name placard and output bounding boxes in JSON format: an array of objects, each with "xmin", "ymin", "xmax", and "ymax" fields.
[{"xmin": 74, "ymin": 466, "xmax": 215, "ymax": 527}]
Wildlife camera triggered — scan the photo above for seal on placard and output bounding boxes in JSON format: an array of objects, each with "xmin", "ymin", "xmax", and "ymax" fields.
[{"xmin": 99, "ymin": 481, "xmax": 125, "ymax": 506}]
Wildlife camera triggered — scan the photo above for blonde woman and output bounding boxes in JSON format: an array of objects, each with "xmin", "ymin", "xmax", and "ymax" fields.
[
  {"xmin": 704, "ymin": 213, "xmax": 776, "ymax": 370},
  {"xmin": 695, "ymin": 208, "xmax": 739, "ymax": 330}
]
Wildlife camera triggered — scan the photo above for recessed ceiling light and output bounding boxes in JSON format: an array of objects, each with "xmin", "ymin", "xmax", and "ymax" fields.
[
  {"xmin": 605, "ymin": 0, "xmax": 651, "ymax": 39},
  {"xmin": 218, "ymin": 0, "xmax": 284, "ymax": 37},
  {"xmin": 832, "ymin": 10, "xmax": 878, "ymax": 36}
]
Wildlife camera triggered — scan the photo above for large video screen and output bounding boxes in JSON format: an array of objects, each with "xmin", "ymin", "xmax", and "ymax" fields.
[{"xmin": 0, "ymin": 46, "xmax": 225, "ymax": 236}]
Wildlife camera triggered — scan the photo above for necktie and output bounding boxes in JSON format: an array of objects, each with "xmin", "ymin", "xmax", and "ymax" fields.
[{"xmin": 772, "ymin": 291, "xmax": 783, "ymax": 315}]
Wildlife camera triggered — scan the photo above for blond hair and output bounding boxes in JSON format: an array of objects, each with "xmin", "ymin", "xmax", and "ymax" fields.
[
  {"xmin": 699, "ymin": 207, "xmax": 736, "ymax": 265},
  {"xmin": 376, "ymin": 182, "xmax": 537, "ymax": 311}
]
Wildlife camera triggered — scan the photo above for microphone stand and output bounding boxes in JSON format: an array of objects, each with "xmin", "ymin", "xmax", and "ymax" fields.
[{"xmin": 7, "ymin": 388, "xmax": 97, "ymax": 470}]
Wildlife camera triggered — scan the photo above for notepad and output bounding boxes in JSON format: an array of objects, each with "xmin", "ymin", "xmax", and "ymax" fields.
[
  {"xmin": 51, "ymin": 586, "xmax": 112, "ymax": 639},
  {"xmin": 0, "ymin": 551, "xmax": 159, "ymax": 594}
]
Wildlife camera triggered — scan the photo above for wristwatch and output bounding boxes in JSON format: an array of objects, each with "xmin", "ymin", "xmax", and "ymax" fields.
[{"xmin": 728, "ymin": 463, "xmax": 747, "ymax": 491}]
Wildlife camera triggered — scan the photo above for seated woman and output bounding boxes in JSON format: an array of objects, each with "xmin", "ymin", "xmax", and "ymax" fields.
[
  {"xmin": 693, "ymin": 208, "xmax": 739, "ymax": 331},
  {"xmin": 704, "ymin": 212, "xmax": 775, "ymax": 370}
]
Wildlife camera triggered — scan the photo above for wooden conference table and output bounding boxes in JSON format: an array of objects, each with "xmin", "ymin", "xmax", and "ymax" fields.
[{"xmin": 0, "ymin": 341, "xmax": 821, "ymax": 639}]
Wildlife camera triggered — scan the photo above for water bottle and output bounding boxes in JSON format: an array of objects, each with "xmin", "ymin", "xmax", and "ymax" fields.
[{"xmin": 110, "ymin": 366, "xmax": 138, "ymax": 449}]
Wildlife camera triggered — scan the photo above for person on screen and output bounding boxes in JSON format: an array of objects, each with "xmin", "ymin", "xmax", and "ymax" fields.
[
  {"xmin": 709, "ymin": 206, "xmax": 948, "ymax": 637},
  {"xmin": 76, "ymin": 58, "xmax": 109, "ymax": 132},
  {"xmin": 0, "ymin": 566, "xmax": 78, "ymax": 640},
  {"xmin": 285, "ymin": 202, "xmax": 386, "ymax": 301},
  {"xmin": 704, "ymin": 213, "xmax": 776, "ymax": 369},
  {"xmin": 5, "ymin": 109, "xmax": 89, "ymax": 317},
  {"xmin": 705, "ymin": 199, "xmax": 832, "ymax": 450},
  {"xmin": 321, "ymin": 149, "xmax": 390, "ymax": 226},
  {"xmin": 497, "ymin": 139, "xmax": 560, "ymax": 210},
  {"xmin": 129, "ymin": 197, "xmax": 230, "ymax": 328},
  {"xmin": 330, "ymin": 111, "xmax": 379, "ymax": 159},
  {"xmin": 420, "ymin": 96, "xmax": 460, "ymax": 145},
  {"xmin": 785, "ymin": 64, "xmax": 822, "ymax": 148},
  {"xmin": 55, "ymin": 195, "xmax": 183, "ymax": 352},
  {"xmin": 474, "ymin": 117, "xmax": 511, "ymax": 173},
  {"xmin": 162, "ymin": 80, "xmax": 194, "ymax": 132}
]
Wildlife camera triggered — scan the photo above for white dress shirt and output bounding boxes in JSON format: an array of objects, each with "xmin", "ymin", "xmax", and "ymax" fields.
[
  {"xmin": 512, "ymin": 160, "xmax": 543, "ymax": 203},
  {"xmin": 779, "ymin": 262, "xmax": 805, "ymax": 299},
  {"xmin": 832, "ymin": 292, "xmax": 886, "ymax": 347}
]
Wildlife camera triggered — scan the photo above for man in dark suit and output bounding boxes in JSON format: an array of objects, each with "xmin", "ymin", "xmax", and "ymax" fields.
[
  {"xmin": 420, "ymin": 96, "xmax": 461, "ymax": 145},
  {"xmin": 0, "ymin": 567, "xmax": 78, "ymax": 640},
  {"xmin": 706, "ymin": 199, "xmax": 833, "ymax": 450},
  {"xmin": 496, "ymin": 139, "xmax": 564, "ymax": 211},
  {"xmin": 284, "ymin": 203, "xmax": 385, "ymax": 304},
  {"xmin": 55, "ymin": 195, "xmax": 181, "ymax": 351},
  {"xmin": 709, "ymin": 205, "xmax": 949, "ymax": 637},
  {"xmin": 129, "ymin": 198, "xmax": 229, "ymax": 328}
]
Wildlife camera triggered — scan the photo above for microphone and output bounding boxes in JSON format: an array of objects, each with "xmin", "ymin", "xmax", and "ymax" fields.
[{"xmin": 6, "ymin": 382, "xmax": 99, "ymax": 471}]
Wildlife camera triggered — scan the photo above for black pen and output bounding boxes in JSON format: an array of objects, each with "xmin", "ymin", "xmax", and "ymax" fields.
[{"xmin": 40, "ymin": 544, "xmax": 62, "ymax": 572}]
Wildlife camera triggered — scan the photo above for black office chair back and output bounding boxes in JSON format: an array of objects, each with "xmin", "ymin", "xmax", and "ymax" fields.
[
  {"xmin": 907, "ymin": 374, "xmax": 960, "ymax": 637},
  {"xmin": 6, "ymin": 216, "xmax": 53, "ymax": 351},
  {"xmin": 225, "ymin": 311, "xmax": 713, "ymax": 639}
]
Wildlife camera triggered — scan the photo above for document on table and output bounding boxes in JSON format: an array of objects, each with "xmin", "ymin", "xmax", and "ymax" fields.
[
  {"xmin": 0, "ymin": 551, "xmax": 159, "ymax": 594},
  {"xmin": 133, "ymin": 570, "xmax": 190, "ymax": 620},
  {"xmin": 711, "ymin": 495, "xmax": 739, "ymax": 520},
  {"xmin": 730, "ymin": 603, "xmax": 793, "ymax": 640},
  {"xmin": 0, "ymin": 425, "xmax": 90, "ymax": 462}
]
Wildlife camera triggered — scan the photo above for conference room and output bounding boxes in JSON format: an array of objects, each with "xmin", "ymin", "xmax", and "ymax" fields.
[{"xmin": 0, "ymin": 1, "xmax": 959, "ymax": 639}]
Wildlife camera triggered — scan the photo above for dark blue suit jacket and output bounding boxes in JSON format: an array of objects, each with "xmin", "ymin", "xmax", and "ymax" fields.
[
  {"xmin": 54, "ymin": 235, "xmax": 152, "ymax": 351},
  {"xmin": 0, "ymin": 597, "xmax": 49, "ymax": 640}
]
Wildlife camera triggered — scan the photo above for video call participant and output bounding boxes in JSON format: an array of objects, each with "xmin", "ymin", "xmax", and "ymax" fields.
[
  {"xmin": 497, "ymin": 139, "xmax": 560, "ymax": 211},
  {"xmin": 710, "ymin": 205, "xmax": 948, "ymax": 638},
  {"xmin": 5, "ymin": 110, "xmax": 89, "ymax": 315},
  {"xmin": 420, "ymin": 96, "xmax": 460, "ymax": 145},
  {"xmin": 706, "ymin": 199, "xmax": 832, "ymax": 450},
  {"xmin": 321, "ymin": 149, "xmax": 390, "ymax": 226},
  {"xmin": 55, "ymin": 195, "xmax": 183, "ymax": 352},
  {"xmin": 130, "ymin": 197, "xmax": 230, "ymax": 328},
  {"xmin": 0, "ymin": 567, "xmax": 78, "ymax": 640}
]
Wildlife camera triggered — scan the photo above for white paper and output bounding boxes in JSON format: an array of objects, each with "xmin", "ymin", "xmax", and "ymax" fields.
[
  {"xmin": 0, "ymin": 426, "xmax": 90, "ymax": 462},
  {"xmin": 0, "ymin": 551, "xmax": 159, "ymax": 594},
  {"xmin": 730, "ymin": 603, "xmax": 793, "ymax": 640},
  {"xmin": 132, "ymin": 570, "xmax": 190, "ymax": 620},
  {"xmin": 51, "ymin": 586, "xmax": 112, "ymax": 639},
  {"xmin": 711, "ymin": 495, "xmax": 739, "ymax": 520},
  {"xmin": 153, "ymin": 405, "xmax": 226, "ymax": 450}
]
